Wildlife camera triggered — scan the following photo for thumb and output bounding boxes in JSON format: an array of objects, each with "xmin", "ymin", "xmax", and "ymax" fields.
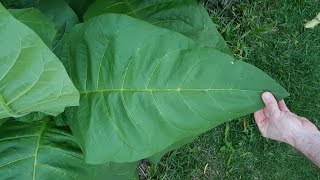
[{"xmin": 262, "ymin": 92, "xmax": 280, "ymax": 118}]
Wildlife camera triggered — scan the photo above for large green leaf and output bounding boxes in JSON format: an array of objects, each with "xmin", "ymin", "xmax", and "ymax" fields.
[
  {"xmin": 9, "ymin": 8, "xmax": 57, "ymax": 49},
  {"xmin": 37, "ymin": 0, "xmax": 79, "ymax": 56},
  {"xmin": 84, "ymin": 0, "xmax": 230, "ymax": 54},
  {"xmin": 0, "ymin": 117, "xmax": 109, "ymax": 179},
  {"xmin": 63, "ymin": 14, "xmax": 288, "ymax": 164},
  {"xmin": 0, "ymin": 3, "xmax": 79, "ymax": 119}
]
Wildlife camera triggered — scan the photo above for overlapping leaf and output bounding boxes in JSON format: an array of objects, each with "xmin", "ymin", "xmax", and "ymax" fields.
[
  {"xmin": 65, "ymin": 0, "xmax": 95, "ymax": 20},
  {"xmin": 0, "ymin": 0, "xmax": 37, "ymax": 8},
  {"xmin": 84, "ymin": 0, "xmax": 230, "ymax": 54},
  {"xmin": 62, "ymin": 14, "xmax": 289, "ymax": 164},
  {"xmin": 37, "ymin": 0, "xmax": 79, "ymax": 56},
  {"xmin": 0, "ymin": 3, "xmax": 79, "ymax": 119},
  {"xmin": 0, "ymin": 117, "xmax": 109, "ymax": 179},
  {"xmin": 9, "ymin": 8, "xmax": 57, "ymax": 49}
]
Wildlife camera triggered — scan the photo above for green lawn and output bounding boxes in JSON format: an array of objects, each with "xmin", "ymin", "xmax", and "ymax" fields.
[{"xmin": 148, "ymin": 0, "xmax": 320, "ymax": 179}]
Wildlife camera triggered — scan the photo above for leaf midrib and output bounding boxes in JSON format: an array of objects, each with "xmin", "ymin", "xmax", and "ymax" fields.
[
  {"xmin": 32, "ymin": 118, "xmax": 49, "ymax": 180},
  {"xmin": 79, "ymin": 88, "xmax": 265, "ymax": 94}
]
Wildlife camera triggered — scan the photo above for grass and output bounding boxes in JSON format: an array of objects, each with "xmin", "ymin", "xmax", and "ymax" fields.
[{"xmin": 147, "ymin": 0, "xmax": 320, "ymax": 179}]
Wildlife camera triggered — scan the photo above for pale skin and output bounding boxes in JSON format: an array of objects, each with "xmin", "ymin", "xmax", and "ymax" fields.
[{"xmin": 254, "ymin": 92, "xmax": 320, "ymax": 168}]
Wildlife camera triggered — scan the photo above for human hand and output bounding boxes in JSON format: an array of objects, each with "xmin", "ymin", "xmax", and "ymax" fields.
[{"xmin": 254, "ymin": 92, "xmax": 318, "ymax": 145}]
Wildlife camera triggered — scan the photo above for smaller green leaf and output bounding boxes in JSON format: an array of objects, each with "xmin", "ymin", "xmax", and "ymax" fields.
[
  {"xmin": 9, "ymin": 8, "xmax": 57, "ymax": 49},
  {"xmin": 0, "ymin": 3, "xmax": 79, "ymax": 119},
  {"xmin": 84, "ymin": 0, "xmax": 230, "ymax": 53},
  {"xmin": 0, "ymin": 117, "xmax": 109, "ymax": 179}
]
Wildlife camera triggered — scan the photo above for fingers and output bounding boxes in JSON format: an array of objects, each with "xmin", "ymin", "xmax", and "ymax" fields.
[
  {"xmin": 254, "ymin": 109, "xmax": 265, "ymax": 124},
  {"xmin": 262, "ymin": 92, "xmax": 280, "ymax": 118},
  {"xmin": 278, "ymin": 100, "xmax": 290, "ymax": 112},
  {"xmin": 254, "ymin": 109, "xmax": 267, "ymax": 136},
  {"xmin": 254, "ymin": 109, "xmax": 266, "ymax": 129}
]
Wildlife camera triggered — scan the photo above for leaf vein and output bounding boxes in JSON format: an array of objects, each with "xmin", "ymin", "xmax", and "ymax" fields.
[
  {"xmin": 0, "ymin": 135, "xmax": 37, "ymax": 142},
  {"xmin": 7, "ymin": 49, "xmax": 45, "ymax": 105},
  {"xmin": 100, "ymin": 93, "xmax": 137, "ymax": 157},
  {"xmin": 0, "ymin": 31, "xmax": 21, "ymax": 81},
  {"xmin": 145, "ymin": 48, "xmax": 185, "ymax": 88},
  {"xmin": 178, "ymin": 91, "xmax": 211, "ymax": 122},
  {"xmin": 0, "ymin": 155, "xmax": 34, "ymax": 168},
  {"xmin": 32, "ymin": 119, "xmax": 49, "ymax": 180},
  {"xmin": 150, "ymin": 91, "xmax": 192, "ymax": 132},
  {"xmin": 36, "ymin": 164, "xmax": 77, "ymax": 180}
]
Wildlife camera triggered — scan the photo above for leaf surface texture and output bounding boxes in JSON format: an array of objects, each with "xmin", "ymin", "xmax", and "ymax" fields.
[{"xmin": 9, "ymin": 8, "xmax": 57, "ymax": 49}]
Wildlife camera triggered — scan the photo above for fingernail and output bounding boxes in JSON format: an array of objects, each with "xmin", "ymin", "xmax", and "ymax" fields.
[{"xmin": 263, "ymin": 92, "xmax": 271, "ymax": 100}]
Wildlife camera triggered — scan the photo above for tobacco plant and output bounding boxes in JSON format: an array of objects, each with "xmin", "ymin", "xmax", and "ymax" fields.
[{"xmin": 0, "ymin": 0, "xmax": 288, "ymax": 179}]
